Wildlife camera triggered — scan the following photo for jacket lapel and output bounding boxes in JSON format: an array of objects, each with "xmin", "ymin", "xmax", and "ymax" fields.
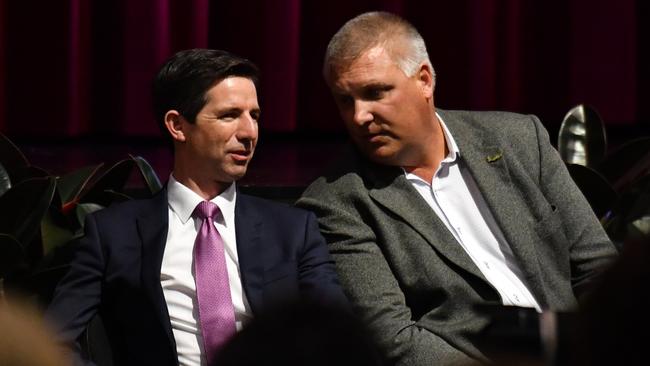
[
  {"xmin": 234, "ymin": 193, "xmax": 264, "ymax": 315},
  {"xmin": 364, "ymin": 160, "xmax": 489, "ymax": 284},
  {"xmin": 441, "ymin": 110, "xmax": 548, "ymax": 306},
  {"xmin": 136, "ymin": 188, "xmax": 177, "ymax": 352}
]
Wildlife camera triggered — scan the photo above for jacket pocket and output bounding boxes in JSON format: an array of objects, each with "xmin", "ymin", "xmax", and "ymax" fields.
[
  {"xmin": 533, "ymin": 205, "xmax": 562, "ymax": 239},
  {"xmin": 532, "ymin": 205, "xmax": 571, "ymax": 278}
]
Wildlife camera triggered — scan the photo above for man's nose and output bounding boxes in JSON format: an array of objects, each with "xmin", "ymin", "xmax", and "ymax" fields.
[
  {"xmin": 237, "ymin": 113, "xmax": 258, "ymax": 140},
  {"xmin": 352, "ymin": 100, "xmax": 373, "ymax": 126}
]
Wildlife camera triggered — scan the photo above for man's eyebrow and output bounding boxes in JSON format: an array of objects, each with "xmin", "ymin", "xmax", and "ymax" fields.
[
  {"xmin": 213, "ymin": 107, "xmax": 243, "ymax": 115},
  {"xmin": 362, "ymin": 82, "xmax": 392, "ymax": 89},
  {"xmin": 219, "ymin": 106, "xmax": 242, "ymax": 111}
]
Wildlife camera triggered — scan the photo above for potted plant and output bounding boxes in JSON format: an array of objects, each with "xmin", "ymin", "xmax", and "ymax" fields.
[{"xmin": 0, "ymin": 132, "xmax": 162, "ymax": 304}]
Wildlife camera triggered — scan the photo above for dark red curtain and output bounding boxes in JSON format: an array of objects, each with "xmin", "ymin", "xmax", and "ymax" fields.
[{"xmin": 0, "ymin": 0, "xmax": 647, "ymax": 139}]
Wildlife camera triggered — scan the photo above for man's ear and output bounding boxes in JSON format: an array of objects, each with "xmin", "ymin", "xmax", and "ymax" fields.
[
  {"xmin": 416, "ymin": 63, "xmax": 434, "ymax": 99},
  {"xmin": 164, "ymin": 110, "xmax": 186, "ymax": 142}
]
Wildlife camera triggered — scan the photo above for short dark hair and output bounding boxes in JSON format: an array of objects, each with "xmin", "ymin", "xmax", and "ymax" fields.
[{"xmin": 152, "ymin": 49, "xmax": 259, "ymax": 145}]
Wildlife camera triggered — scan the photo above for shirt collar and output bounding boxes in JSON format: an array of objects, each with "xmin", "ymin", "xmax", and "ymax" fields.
[
  {"xmin": 402, "ymin": 112, "xmax": 461, "ymax": 184},
  {"xmin": 436, "ymin": 111, "xmax": 460, "ymax": 162},
  {"xmin": 167, "ymin": 174, "xmax": 237, "ymax": 225}
]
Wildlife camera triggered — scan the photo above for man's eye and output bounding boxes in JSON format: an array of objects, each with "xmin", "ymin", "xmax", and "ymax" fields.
[
  {"xmin": 366, "ymin": 90, "xmax": 382, "ymax": 99},
  {"xmin": 219, "ymin": 113, "xmax": 238, "ymax": 120},
  {"xmin": 337, "ymin": 95, "xmax": 354, "ymax": 106},
  {"xmin": 365, "ymin": 86, "xmax": 391, "ymax": 100}
]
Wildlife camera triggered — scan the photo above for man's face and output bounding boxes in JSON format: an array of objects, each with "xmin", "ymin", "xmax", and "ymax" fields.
[
  {"xmin": 181, "ymin": 76, "xmax": 259, "ymax": 183},
  {"xmin": 327, "ymin": 46, "xmax": 435, "ymax": 167}
]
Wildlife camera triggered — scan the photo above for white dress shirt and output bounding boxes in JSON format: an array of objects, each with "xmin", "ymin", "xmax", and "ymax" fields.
[
  {"xmin": 161, "ymin": 175, "xmax": 252, "ymax": 366},
  {"xmin": 404, "ymin": 113, "xmax": 541, "ymax": 311}
]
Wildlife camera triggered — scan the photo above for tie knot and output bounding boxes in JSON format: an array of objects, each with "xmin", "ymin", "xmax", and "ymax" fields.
[{"xmin": 194, "ymin": 201, "xmax": 220, "ymax": 220}]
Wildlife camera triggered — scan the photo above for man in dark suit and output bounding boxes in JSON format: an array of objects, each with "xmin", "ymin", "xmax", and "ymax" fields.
[
  {"xmin": 297, "ymin": 12, "xmax": 617, "ymax": 365},
  {"xmin": 47, "ymin": 49, "xmax": 348, "ymax": 366}
]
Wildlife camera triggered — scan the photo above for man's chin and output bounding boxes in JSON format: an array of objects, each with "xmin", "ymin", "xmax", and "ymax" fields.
[
  {"xmin": 222, "ymin": 165, "xmax": 249, "ymax": 182},
  {"xmin": 364, "ymin": 147, "xmax": 399, "ymax": 165}
]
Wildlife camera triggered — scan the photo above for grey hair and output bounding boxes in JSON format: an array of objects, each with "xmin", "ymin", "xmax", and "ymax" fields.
[{"xmin": 324, "ymin": 11, "xmax": 435, "ymax": 84}]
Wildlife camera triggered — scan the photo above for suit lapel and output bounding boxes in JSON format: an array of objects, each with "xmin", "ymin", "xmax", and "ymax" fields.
[
  {"xmin": 441, "ymin": 110, "xmax": 548, "ymax": 306},
  {"xmin": 234, "ymin": 192, "xmax": 264, "ymax": 315},
  {"xmin": 364, "ymin": 160, "xmax": 489, "ymax": 283},
  {"xmin": 136, "ymin": 188, "xmax": 177, "ymax": 351}
]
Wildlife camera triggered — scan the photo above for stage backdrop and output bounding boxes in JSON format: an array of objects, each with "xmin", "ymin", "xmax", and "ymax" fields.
[{"xmin": 0, "ymin": 0, "xmax": 647, "ymax": 139}]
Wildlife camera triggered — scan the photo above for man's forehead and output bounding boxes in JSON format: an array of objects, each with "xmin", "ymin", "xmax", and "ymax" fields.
[
  {"xmin": 337, "ymin": 45, "xmax": 392, "ymax": 70},
  {"xmin": 328, "ymin": 47, "xmax": 398, "ymax": 90}
]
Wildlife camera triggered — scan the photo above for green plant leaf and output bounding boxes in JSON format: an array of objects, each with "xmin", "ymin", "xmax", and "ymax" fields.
[
  {"xmin": 20, "ymin": 165, "xmax": 50, "ymax": 179},
  {"xmin": 57, "ymin": 164, "xmax": 104, "ymax": 205},
  {"xmin": 598, "ymin": 137, "xmax": 650, "ymax": 191},
  {"xmin": 80, "ymin": 159, "xmax": 135, "ymax": 206},
  {"xmin": 0, "ymin": 177, "xmax": 57, "ymax": 248},
  {"xmin": 565, "ymin": 163, "xmax": 618, "ymax": 218},
  {"xmin": 631, "ymin": 216, "xmax": 650, "ymax": 236},
  {"xmin": 0, "ymin": 233, "xmax": 26, "ymax": 278},
  {"xmin": 0, "ymin": 162, "xmax": 11, "ymax": 198},
  {"xmin": 28, "ymin": 238, "xmax": 80, "ymax": 305},
  {"xmin": 103, "ymin": 190, "xmax": 133, "ymax": 202},
  {"xmin": 558, "ymin": 104, "xmax": 607, "ymax": 168},
  {"xmin": 0, "ymin": 133, "xmax": 30, "ymax": 182},
  {"xmin": 129, "ymin": 155, "xmax": 162, "ymax": 195},
  {"xmin": 41, "ymin": 208, "xmax": 78, "ymax": 256},
  {"xmin": 603, "ymin": 174, "xmax": 650, "ymax": 246},
  {"xmin": 75, "ymin": 203, "xmax": 104, "ymax": 230}
]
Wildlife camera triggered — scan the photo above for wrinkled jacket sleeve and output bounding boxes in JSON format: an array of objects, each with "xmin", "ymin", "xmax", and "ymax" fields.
[
  {"xmin": 298, "ymin": 180, "xmax": 478, "ymax": 366},
  {"xmin": 529, "ymin": 115, "xmax": 617, "ymax": 298}
]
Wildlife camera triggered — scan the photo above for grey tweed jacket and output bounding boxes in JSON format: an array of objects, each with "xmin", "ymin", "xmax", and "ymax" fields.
[{"xmin": 297, "ymin": 109, "xmax": 617, "ymax": 365}]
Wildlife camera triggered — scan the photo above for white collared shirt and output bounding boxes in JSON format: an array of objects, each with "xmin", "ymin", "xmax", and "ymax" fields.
[
  {"xmin": 404, "ymin": 113, "xmax": 541, "ymax": 311},
  {"xmin": 161, "ymin": 175, "xmax": 252, "ymax": 366}
]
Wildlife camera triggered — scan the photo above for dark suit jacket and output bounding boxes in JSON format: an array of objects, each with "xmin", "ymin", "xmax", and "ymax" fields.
[
  {"xmin": 47, "ymin": 187, "xmax": 347, "ymax": 365},
  {"xmin": 298, "ymin": 110, "xmax": 617, "ymax": 365}
]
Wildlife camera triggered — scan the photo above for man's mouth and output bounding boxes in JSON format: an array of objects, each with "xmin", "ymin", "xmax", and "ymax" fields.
[
  {"xmin": 228, "ymin": 149, "xmax": 252, "ymax": 162},
  {"xmin": 365, "ymin": 132, "xmax": 390, "ymax": 144}
]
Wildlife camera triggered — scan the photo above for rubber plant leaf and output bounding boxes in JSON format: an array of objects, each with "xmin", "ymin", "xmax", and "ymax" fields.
[
  {"xmin": 75, "ymin": 203, "xmax": 105, "ymax": 231},
  {"xmin": 597, "ymin": 137, "xmax": 650, "ymax": 192},
  {"xmin": 558, "ymin": 104, "xmax": 607, "ymax": 169},
  {"xmin": 0, "ymin": 233, "xmax": 25, "ymax": 279},
  {"xmin": 129, "ymin": 155, "xmax": 162, "ymax": 195},
  {"xmin": 0, "ymin": 176, "xmax": 57, "ymax": 248},
  {"xmin": 565, "ymin": 163, "xmax": 618, "ymax": 219},
  {"xmin": 0, "ymin": 162, "xmax": 11, "ymax": 198},
  {"xmin": 57, "ymin": 164, "xmax": 104, "ymax": 206},
  {"xmin": 0, "ymin": 133, "xmax": 30, "ymax": 183},
  {"xmin": 41, "ymin": 208, "xmax": 78, "ymax": 256},
  {"xmin": 603, "ymin": 174, "xmax": 650, "ymax": 246},
  {"xmin": 80, "ymin": 159, "xmax": 135, "ymax": 206}
]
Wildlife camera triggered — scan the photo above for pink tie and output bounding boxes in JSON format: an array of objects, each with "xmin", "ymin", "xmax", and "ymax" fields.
[{"xmin": 193, "ymin": 201, "xmax": 236, "ymax": 364}]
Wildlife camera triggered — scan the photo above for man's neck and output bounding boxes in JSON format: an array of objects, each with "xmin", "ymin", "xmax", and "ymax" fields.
[
  {"xmin": 402, "ymin": 114, "xmax": 448, "ymax": 182},
  {"xmin": 171, "ymin": 170, "xmax": 229, "ymax": 201}
]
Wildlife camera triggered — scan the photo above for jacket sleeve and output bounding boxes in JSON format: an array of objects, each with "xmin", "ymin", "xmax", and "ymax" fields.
[
  {"xmin": 530, "ymin": 115, "xmax": 617, "ymax": 298},
  {"xmin": 295, "ymin": 210, "xmax": 351, "ymax": 311},
  {"xmin": 45, "ymin": 214, "xmax": 104, "ymax": 366},
  {"xmin": 298, "ymin": 185, "xmax": 478, "ymax": 366}
]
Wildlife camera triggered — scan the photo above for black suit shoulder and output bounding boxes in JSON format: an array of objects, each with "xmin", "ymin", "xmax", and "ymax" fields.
[{"xmin": 90, "ymin": 190, "xmax": 166, "ymax": 222}]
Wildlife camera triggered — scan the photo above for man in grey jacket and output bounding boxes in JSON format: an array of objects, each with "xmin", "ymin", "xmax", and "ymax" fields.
[{"xmin": 297, "ymin": 11, "xmax": 617, "ymax": 365}]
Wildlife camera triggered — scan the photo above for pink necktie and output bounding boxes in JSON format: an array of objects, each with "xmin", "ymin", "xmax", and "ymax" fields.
[{"xmin": 193, "ymin": 201, "xmax": 236, "ymax": 364}]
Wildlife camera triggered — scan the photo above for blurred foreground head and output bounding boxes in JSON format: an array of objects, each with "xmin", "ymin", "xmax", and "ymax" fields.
[{"xmin": 0, "ymin": 297, "xmax": 69, "ymax": 366}]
